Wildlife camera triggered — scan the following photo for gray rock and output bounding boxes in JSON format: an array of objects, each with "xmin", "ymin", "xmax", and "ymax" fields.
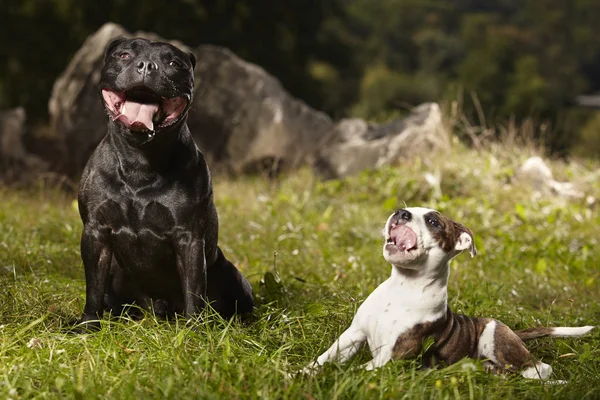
[
  {"xmin": 189, "ymin": 45, "xmax": 333, "ymax": 175},
  {"xmin": 0, "ymin": 107, "xmax": 48, "ymax": 183},
  {"xmin": 48, "ymin": 22, "xmax": 332, "ymax": 177},
  {"xmin": 48, "ymin": 22, "xmax": 449, "ymax": 180},
  {"xmin": 313, "ymin": 103, "xmax": 450, "ymax": 179},
  {"xmin": 515, "ymin": 156, "xmax": 584, "ymax": 199}
]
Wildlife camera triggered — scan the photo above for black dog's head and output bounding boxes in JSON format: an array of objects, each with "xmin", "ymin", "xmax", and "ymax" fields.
[{"xmin": 100, "ymin": 37, "xmax": 196, "ymax": 142}]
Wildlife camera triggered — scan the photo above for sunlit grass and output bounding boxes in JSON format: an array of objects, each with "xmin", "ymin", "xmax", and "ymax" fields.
[{"xmin": 1, "ymin": 140, "xmax": 599, "ymax": 399}]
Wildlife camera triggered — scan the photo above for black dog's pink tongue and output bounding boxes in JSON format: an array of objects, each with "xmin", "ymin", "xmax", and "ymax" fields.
[
  {"xmin": 114, "ymin": 100, "xmax": 159, "ymax": 131},
  {"xmin": 391, "ymin": 225, "xmax": 417, "ymax": 251}
]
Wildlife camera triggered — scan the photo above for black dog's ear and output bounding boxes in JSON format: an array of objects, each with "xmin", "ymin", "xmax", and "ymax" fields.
[
  {"xmin": 104, "ymin": 37, "xmax": 128, "ymax": 62},
  {"xmin": 187, "ymin": 52, "xmax": 196, "ymax": 70}
]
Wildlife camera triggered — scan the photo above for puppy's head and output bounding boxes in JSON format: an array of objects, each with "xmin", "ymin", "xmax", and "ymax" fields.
[
  {"xmin": 99, "ymin": 37, "xmax": 196, "ymax": 144},
  {"xmin": 382, "ymin": 207, "xmax": 476, "ymax": 270}
]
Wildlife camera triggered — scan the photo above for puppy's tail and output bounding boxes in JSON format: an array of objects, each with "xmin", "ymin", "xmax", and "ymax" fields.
[{"xmin": 515, "ymin": 326, "xmax": 595, "ymax": 340}]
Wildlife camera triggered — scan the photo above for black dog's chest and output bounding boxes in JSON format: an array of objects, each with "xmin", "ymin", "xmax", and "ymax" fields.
[
  {"xmin": 92, "ymin": 196, "xmax": 183, "ymax": 272},
  {"xmin": 94, "ymin": 197, "xmax": 177, "ymax": 235}
]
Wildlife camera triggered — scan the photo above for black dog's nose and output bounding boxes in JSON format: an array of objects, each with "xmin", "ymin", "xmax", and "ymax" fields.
[
  {"xmin": 137, "ymin": 60, "xmax": 158, "ymax": 74},
  {"xmin": 395, "ymin": 209, "xmax": 412, "ymax": 222}
]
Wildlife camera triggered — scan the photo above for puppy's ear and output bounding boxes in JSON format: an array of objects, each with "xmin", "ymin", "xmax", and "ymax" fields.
[
  {"xmin": 187, "ymin": 52, "xmax": 196, "ymax": 70},
  {"xmin": 104, "ymin": 37, "xmax": 128, "ymax": 62},
  {"xmin": 455, "ymin": 229, "xmax": 477, "ymax": 257}
]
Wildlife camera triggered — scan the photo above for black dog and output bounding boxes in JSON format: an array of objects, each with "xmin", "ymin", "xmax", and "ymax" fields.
[{"xmin": 76, "ymin": 37, "xmax": 254, "ymax": 330}]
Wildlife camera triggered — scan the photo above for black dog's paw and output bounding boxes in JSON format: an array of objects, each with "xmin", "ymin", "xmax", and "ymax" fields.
[
  {"xmin": 68, "ymin": 318, "xmax": 102, "ymax": 334},
  {"xmin": 151, "ymin": 299, "xmax": 169, "ymax": 318}
]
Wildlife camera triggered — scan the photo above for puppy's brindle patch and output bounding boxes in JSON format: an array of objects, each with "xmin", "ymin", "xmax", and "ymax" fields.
[
  {"xmin": 392, "ymin": 309, "xmax": 490, "ymax": 365},
  {"xmin": 304, "ymin": 207, "xmax": 593, "ymax": 379}
]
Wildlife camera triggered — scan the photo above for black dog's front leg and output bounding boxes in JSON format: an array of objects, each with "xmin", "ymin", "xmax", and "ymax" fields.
[
  {"xmin": 78, "ymin": 226, "xmax": 112, "ymax": 331},
  {"xmin": 174, "ymin": 232, "xmax": 207, "ymax": 317}
]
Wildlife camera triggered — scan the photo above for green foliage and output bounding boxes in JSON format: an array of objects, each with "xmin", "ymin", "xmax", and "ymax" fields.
[
  {"xmin": 504, "ymin": 56, "xmax": 548, "ymax": 115},
  {"xmin": 4, "ymin": 0, "xmax": 600, "ymax": 153},
  {"xmin": 573, "ymin": 111, "xmax": 600, "ymax": 158},
  {"xmin": 1, "ymin": 142, "xmax": 599, "ymax": 398},
  {"xmin": 350, "ymin": 65, "xmax": 439, "ymax": 120}
]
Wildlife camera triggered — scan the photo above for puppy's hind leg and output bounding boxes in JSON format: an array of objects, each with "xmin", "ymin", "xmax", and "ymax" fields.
[
  {"xmin": 521, "ymin": 362, "xmax": 553, "ymax": 380},
  {"xmin": 479, "ymin": 320, "xmax": 551, "ymax": 379}
]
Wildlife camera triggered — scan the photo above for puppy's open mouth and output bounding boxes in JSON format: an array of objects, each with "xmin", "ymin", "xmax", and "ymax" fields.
[
  {"xmin": 102, "ymin": 87, "xmax": 188, "ymax": 132},
  {"xmin": 386, "ymin": 225, "xmax": 418, "ymax": 252}
]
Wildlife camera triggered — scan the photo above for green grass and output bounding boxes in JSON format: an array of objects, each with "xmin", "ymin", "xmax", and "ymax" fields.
[{"xmin": 1, "ymin": 140, "xmax": 599, "ymax": 399}]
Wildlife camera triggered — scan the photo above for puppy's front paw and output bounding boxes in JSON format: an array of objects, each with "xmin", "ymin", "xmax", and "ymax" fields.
[
  {"xmin": 282, "ymin": 362, "xmax": 319, "ymax": 380},
  {"xmin": 362, "ymin": 360, "xmax": 378, "ymax": 371},
  {"xmin": 299, "ymin": 362, "xmax": 320, "ymax": 376}
]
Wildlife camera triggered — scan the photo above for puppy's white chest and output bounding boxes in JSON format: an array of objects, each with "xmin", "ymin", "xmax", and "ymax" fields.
[{"xmin": 355, "ymin": 280, "xmax": 439, "ymax": 356}]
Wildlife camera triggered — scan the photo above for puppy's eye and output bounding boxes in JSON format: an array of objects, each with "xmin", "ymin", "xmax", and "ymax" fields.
[
  {"xmin": 169, "ymin": 60, "xmax": 181, "ymax": 67},
  {"xmin": 119, "ymin": 52, "xmax": 131, "ymax": 59},
  {"xmin": 427, "ymin": 218, "xmax": 441, "ymax": 229}
]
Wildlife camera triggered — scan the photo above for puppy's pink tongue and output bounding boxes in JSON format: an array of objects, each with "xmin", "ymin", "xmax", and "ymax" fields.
[
  {"xmin": 114, "ymin": 100, "xmax": 159, "ymax": 131},
  {"xmin": 391, "ymin": 225, "xmax": 417, "ymax": 250}
]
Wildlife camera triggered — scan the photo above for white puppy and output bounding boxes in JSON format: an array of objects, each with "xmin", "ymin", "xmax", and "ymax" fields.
[{"xmin": 305, "ymin": 207, "xmax": 594, "ymax": 379}]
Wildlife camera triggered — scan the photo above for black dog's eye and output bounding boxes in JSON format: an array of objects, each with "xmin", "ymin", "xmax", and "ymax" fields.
[
  {"xmin": 119, "ymin": 52, "xmax": 131, "ymax": 59},
  {"xmin": 427, "ymin": 217, "xmax": 441, "ymax": 229},
  {"xmin": 169, "ymin": 60, "xmax": 181, "ymax": 67}
]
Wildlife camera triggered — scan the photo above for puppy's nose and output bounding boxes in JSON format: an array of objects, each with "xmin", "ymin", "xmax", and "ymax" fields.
[
  {"xmin": 395, "ymin": 209, "xmax": 412, "ymax": 223},
  {"xmin": 137, "ymin": 60, "xmax": 158, "ymax": 74}
]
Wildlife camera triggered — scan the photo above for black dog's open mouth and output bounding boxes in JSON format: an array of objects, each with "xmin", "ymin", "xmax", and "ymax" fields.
[{"xmin": 102, "ymin": 87, "xmax": 188, "ymax": 132}]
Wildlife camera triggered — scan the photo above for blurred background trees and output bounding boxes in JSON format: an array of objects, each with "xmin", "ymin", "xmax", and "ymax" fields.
[{"xmin": 2, "ymin": 0, "xmax": 600, "ymax": 156}]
